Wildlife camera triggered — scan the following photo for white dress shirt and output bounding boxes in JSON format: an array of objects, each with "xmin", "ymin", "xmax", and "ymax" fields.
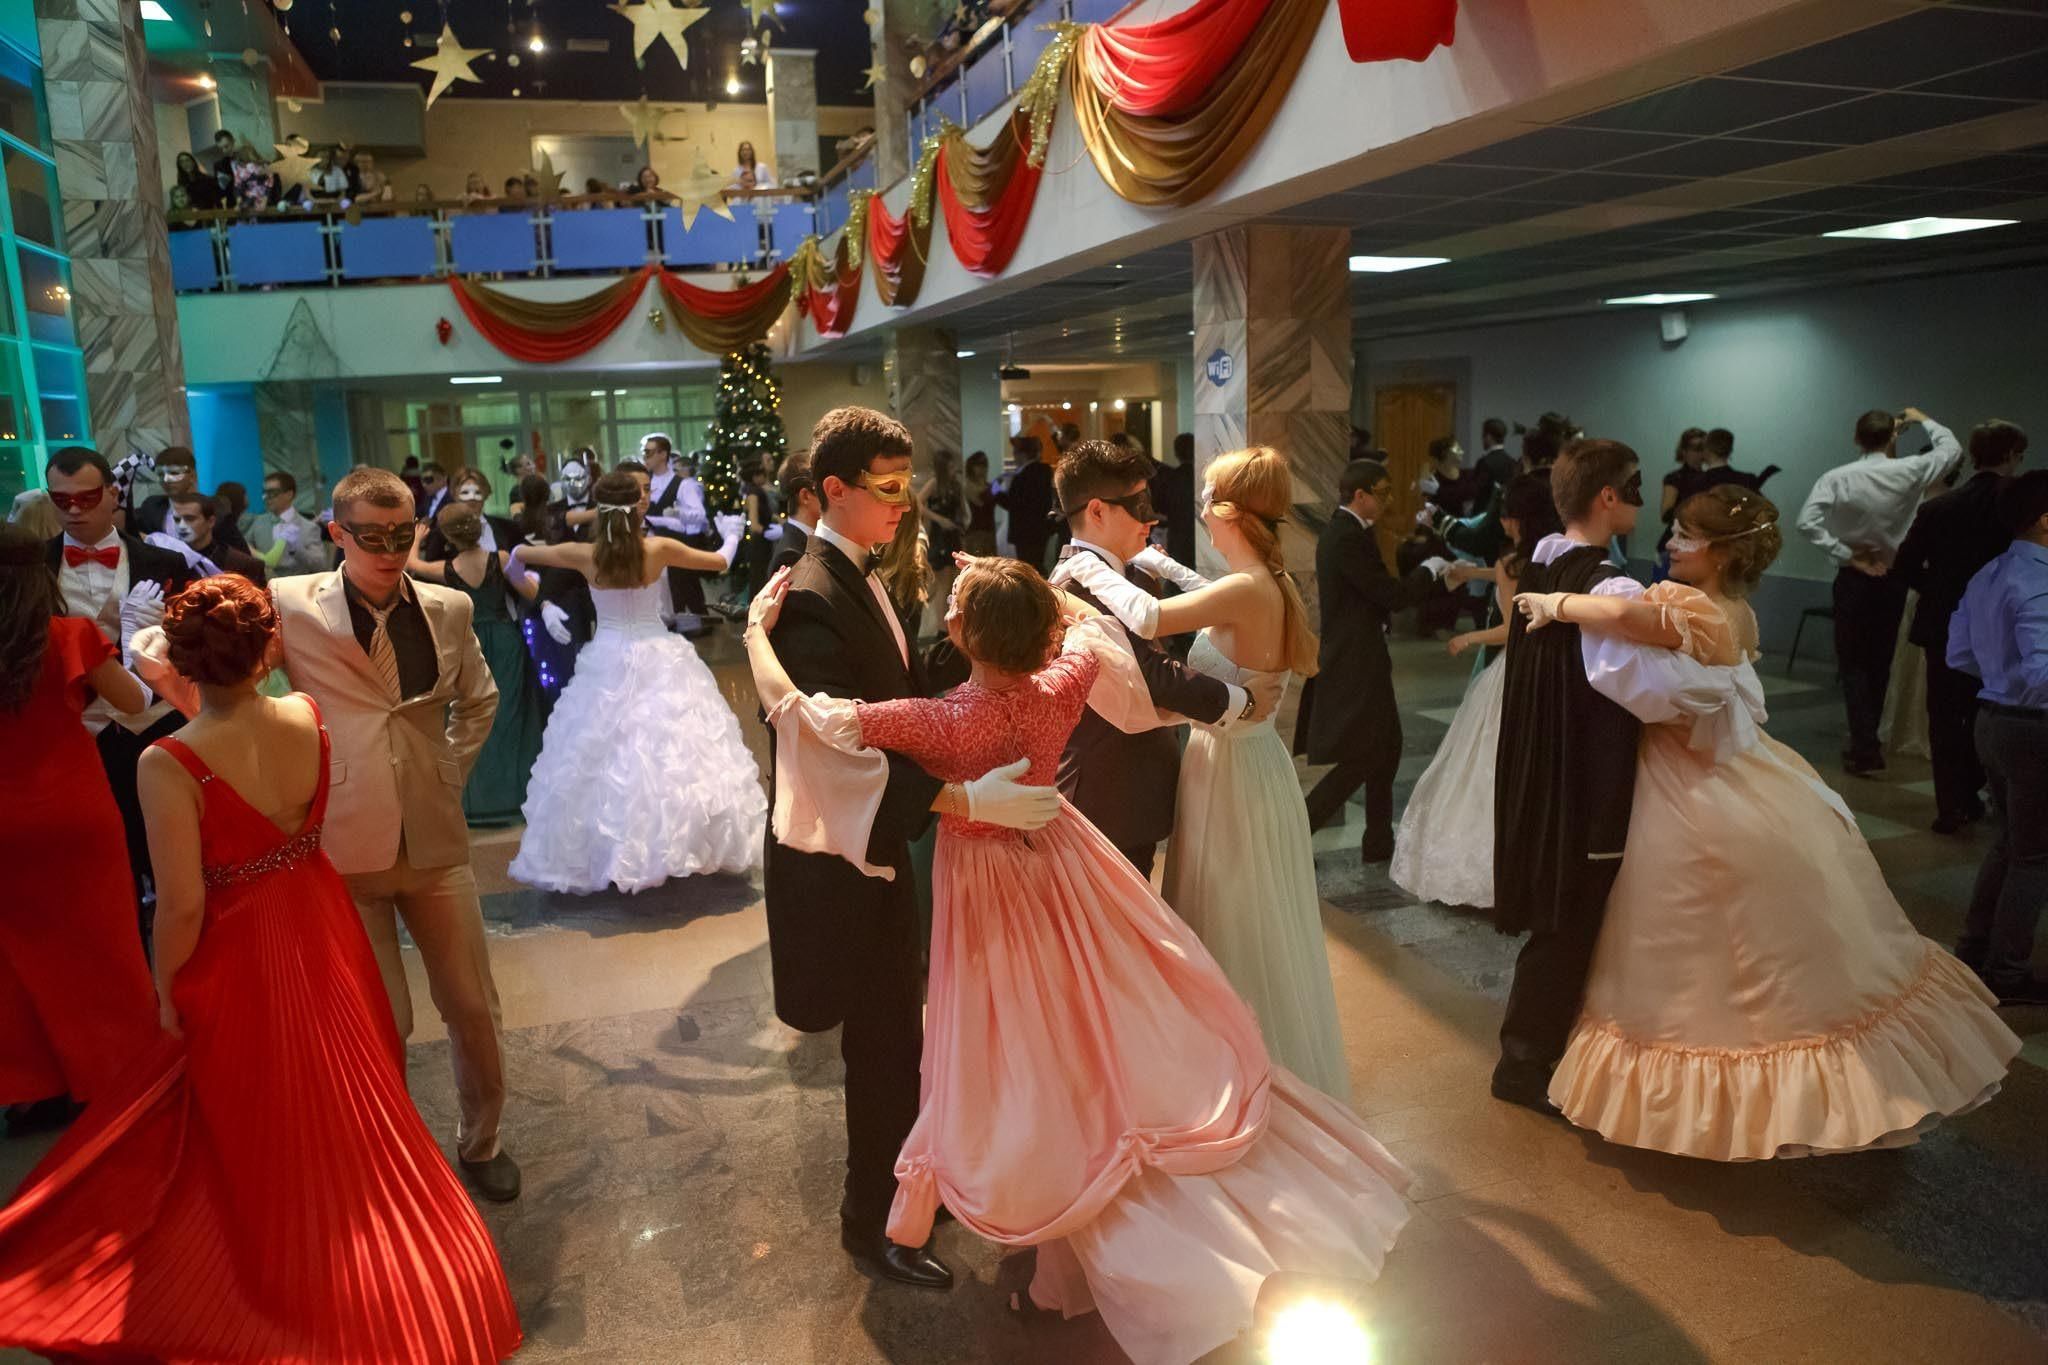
[
  {"xmin": 57, "ymin": 531, "xmax": 172, "ymax": 735},
  {"xmin": 1795, "ymin": 421, "xmax": 1962, "ymax": 566},
  {"xmin": 1066, "ymin": 536, "xmax": 1250, "ymax": 726},
  {"xmin": 813, "ymin": 519, "xmax": 909, "ymax": 668}
]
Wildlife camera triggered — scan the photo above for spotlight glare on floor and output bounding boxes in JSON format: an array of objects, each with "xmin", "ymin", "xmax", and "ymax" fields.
[{"xmin": 1266, "ymin": 1298, "xmax": 1372, "ymax": 1363}]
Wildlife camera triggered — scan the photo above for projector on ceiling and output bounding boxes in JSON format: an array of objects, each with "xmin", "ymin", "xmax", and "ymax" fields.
[{"xmin": 998, "ymin": 363, "xmax": 1031, "ymax": 380}]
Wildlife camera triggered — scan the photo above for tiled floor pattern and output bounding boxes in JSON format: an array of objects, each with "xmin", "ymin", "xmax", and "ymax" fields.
[{"xmin": 6, "ymin": 626, "xmax": 2045, "ymax": 1364}]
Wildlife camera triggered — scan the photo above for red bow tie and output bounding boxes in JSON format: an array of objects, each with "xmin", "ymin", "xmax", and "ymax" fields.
[{"xmin": 64, "ymin": 544, "xmax": 120, "ymax": 570}]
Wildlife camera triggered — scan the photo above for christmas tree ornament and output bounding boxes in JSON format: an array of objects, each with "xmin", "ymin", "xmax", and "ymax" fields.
[
  {"xmin": 411, "ymin": 23, "xmax": 489, "ymax": 108},
  {"xmin": 647, "ymin": 306, "xmax": 666, "ymax": 333}
]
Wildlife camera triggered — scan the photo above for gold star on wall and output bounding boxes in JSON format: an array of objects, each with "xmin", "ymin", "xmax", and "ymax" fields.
[
  {"xmin": 410, "ymin": 23, "xmax": 488, "ymax": 108},
  {"xmin": 672, "ymin": 146, "xmax": 735, "ymax": 231},
  {"xmin": 619, "ymin": 96, "xmax": 678, "ymax": 148},
  {"xmin": 610, "ymin": 0, "xmax": 709, "ymax": 66}
]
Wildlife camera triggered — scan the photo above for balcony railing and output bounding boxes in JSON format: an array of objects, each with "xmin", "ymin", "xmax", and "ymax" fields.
[{"xmin": 167, "ymin": 190, "xmax": 817, "ymax": 293}]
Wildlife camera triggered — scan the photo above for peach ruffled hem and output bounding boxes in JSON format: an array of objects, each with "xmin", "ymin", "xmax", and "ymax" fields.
[{"xmin": 1549, "ymin": 948, "xmax": 2021, "ymax": 1161}]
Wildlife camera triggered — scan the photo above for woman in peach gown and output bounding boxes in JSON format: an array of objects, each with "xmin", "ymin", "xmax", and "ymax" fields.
[
  {"xmin": 746, "ymin": 559, "xmax": 1410, "ymax": 1365},
  {"xmin": 1518, "ymin": 486, "xmax": 2020, "ymax": 1160}
]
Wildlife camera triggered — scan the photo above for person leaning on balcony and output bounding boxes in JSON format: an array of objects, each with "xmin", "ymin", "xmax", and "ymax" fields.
[
  {"xmin": 308, "ymin": 146, "xmax": 350, "ymax": 204},
  {"xmin": 173, "ymin": 152, "xmax": 220, "ymax": 212},
  {"xmin": 462, "ymin": 172, "xmax": 493, "ymax": 207},
  {"xmin": 730, "ymin": 140, "xmax": 777, "ymax": 191},
  {"xmin": 353, "ymin": 151, "xmax": 393, "ymax": 204},
  {"xmin": 498, "ymin": 176, "xmax": 530, "ymax": 215},
  {"xmin": 629, "ymin": 165, "xmax": 672, "ymax": 202}
]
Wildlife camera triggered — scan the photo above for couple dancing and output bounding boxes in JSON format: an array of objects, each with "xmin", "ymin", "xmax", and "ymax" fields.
[
  {"xmin": 1480, "ymin": 439, "xmax": 2018, "ymax": 1159},
  {"xmin": 752, "ymin": 408, "xmax": 1407, "ymax": 1364}
]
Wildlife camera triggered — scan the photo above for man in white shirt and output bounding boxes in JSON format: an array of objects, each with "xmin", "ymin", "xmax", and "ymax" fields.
[
  {"xmin": 43, "ymin": 447, "xmax": 197, "ymax": 936},
  {"xmin": 642, "ymin": 434, "xmax": 712, "ymax": 634},
  {"xmin": 1797, "ymin": 406, "xmax": 1963, "ymax": 773}
]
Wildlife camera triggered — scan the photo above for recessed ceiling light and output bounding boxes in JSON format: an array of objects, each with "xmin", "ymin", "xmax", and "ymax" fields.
[
  {"xmin": 1604, "ymin": 292, "xmax": 1715, "ymax": 306},
  {"xmin": 725, "ymin": 74, "xmax": 741, "ymax": 96},
  {"xmin": 528, "ymin": 34, "xmax": 545, "ymax": 53},
  {"xmin": 613, "ymin": 388, "xmax": 627, "ymax": 395},
  {"xmin": 1112, "ymin": 398, "xmax": 1126, "ymax": 411},
  {"xmin": 589, "ymin": 389, "xmax": 605, "ymax": 397},
  {"xmin": 1088, "ymin": 401, "xmax": 1099, "ymax": 412},
  {"xmin": 141, "ymin": 0, "xmax": 172, "ymax": 19},
  {"xmin": 1349, "ymin": 255, "xmax": 1448, "ymax": 273},
  {"xmin": 955, "ymin": 349, "xmax": 975, "ymax": 358},
  {"xmin": 450, "ymin": 375, "xmax": 503, "ymax": 385},
  {"xmin": 1822, "ymin": 216, "xmax": 2017, "ymax": 241}
]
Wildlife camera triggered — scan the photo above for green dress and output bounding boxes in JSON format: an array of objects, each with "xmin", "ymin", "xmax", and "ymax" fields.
[{"xmin": 435, "ymin": 554, "xmax": 546, "ymax": 827}]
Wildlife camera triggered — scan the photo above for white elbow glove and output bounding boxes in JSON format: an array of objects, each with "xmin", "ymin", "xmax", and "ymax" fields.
[
  {"xmin": 963, "ymin": 757, "xmax": 1061, "ymax": 830},
  {"xmin": 539, "ymin": 601, "xmax": 572, "ymax": 645},
  {"xmin": 1057, "ymin": 552, "xmax": 1160, "ymax": 639},
  {"xmin": 1130, "ymin": 545, "xmax": 1208, "ymax": 594},
  {"xmin": 119, "ymin": 580, "xmax": 166, "ymax": 656},
  {"xmin": 714, "ymin": 512, "xmax": 746, "ymax": 568}
]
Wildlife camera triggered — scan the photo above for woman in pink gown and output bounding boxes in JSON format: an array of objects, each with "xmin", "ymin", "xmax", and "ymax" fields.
[
  {"xmin": 747, "ymin": 559, "xmax": 1410, "ymax": 1365},
  {"xmin": 1518, "ymin": 487, "xmax": 2020, "ymax": 1160},
  {"xmin": 0, "ymin": 575, "xmax": 521, "ymax": 1363}
]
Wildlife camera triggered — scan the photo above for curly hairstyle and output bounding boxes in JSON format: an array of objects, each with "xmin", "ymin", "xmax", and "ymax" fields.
[
  {"xmin": 0, "ymin": 524, "xmax": 63, "ymax": 712},
  {"xmin": 163, "ymin": 574, "xmax": 278, "ymax": 687},
  {"xmin": 1203, "ymin": 447, "xmax": 1319, "ymax": 677},
  {"xmin": 1673, "ymin": 484, "xmax": 1782, "ymax": 597},
  {"xmin": 950, "ymin": 557, "xmax": 1060, "ymax": 676},
  {"xmin": 436, "ymin": 500, "xmax": 484, "ymax": 550},
  {"xmin": 589, "ymin": 470, "xmax": 648, "ymax": 589}
]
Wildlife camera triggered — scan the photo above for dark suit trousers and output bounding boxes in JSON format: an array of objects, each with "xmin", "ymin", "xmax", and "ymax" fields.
[
  {"xmin": 1495, "ymin": 862, "xmax": 1625, "ymax": 1083},
  {"xmin": 838, "ymin": 896, "xmax": 926, "ymax": 1239},
  {"xmin": 1831, "ymin": 568, "xmax": 1908, "ymax": 762},
  {"xmin": 665, "ymin": 564, "xmax": 707, "ymax": 617},
  {"xmin": 1959, "ymin": 708, "xmax": 2048, "ymax": 989},
  {"xmin": 1926, "ymin": 650, "xmax": 1987, "ymax": 819},
  {"xmin": 96, "ymin": 712, "xmax": 187, "ymax": 943},
  {"xmin": 1304, "ymin": 708, "xmax": 1403, "ymax": 840},
  {"xmin": 1115, "ymin": 841, "xmax": 1158, "ymax": 882}
]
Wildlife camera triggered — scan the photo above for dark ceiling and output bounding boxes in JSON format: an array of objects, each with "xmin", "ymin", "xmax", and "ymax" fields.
[
  {"xmin": 270, "ymin": 0, "xmax": 873, "ymax": 108},
  {"xmin": 909, "ymin": 1, "xmax": 2048, "ymax": 363}
]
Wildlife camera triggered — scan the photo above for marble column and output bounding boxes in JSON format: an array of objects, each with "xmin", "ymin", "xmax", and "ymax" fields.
[
  {"xmin": 885, "ymin": 326, "xmax": 961, "ymax": 474},
  {"xmin": 765, "ymin": 48, "xmax": 819, "ymax": 182},
  {"xmin": 871, "ymin": 0, "xmax": 945, "ymax": 186},
  {"xmin": 1190, "ymin": 224, "xmax": 1352, "ymax": 598},
  {"xmin": 36, "ymin": 0, "xmax": 190, "ymax": 460}
]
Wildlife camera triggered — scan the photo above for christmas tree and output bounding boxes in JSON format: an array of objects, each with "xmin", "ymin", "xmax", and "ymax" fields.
[{"xmin": 701, "ymin": 342, "xmax": 786, "ymax": 516}]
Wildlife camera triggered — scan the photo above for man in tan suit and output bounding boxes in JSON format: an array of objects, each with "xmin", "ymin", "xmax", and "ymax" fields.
[{"xmin": 271, "ymin": 467, "xmax": 519, "ymax": 1202}]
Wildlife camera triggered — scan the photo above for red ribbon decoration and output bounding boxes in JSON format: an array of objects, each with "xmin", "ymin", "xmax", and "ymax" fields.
[
  {"xmin": 935, "ymin": 116, "xmax": 1044, "ymax": 280},
  {"xmin": 654, "ymin": 263, "xmax": 794, "ymax": 352},
  {"xmin": 447, "ymin": 265, "xmax": 655, "ymax": 364},
  {"xmin": 796, "ymin": 238, "xmax": 862, "ymax": 338},
  {"xmin": 1078, "ymin": 0, "xmax": 1279, "ymax": 117},
  {"xmin": 1336, "ymin": 0, "xmax": 1456, "ymax": 62}
]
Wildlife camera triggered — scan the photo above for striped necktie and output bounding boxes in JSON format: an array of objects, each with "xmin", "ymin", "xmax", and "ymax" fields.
[{"xmin": 365, "ymin": 600, "xmax": 403, "ymax": 699}]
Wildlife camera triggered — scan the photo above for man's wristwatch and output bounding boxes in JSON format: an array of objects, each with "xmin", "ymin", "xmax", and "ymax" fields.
[{"xmin": 1236, "ymin": 691, "xmax": 1257, "ymax": 722}]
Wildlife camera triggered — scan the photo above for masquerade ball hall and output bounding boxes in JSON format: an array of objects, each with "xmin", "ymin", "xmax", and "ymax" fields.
[{"xmin": 3, "ymin": 0, "xmax": 2047, "ymax": 1361}]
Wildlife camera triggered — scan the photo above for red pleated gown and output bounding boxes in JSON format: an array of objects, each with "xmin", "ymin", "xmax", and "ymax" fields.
[{"xmin": 0, "ymin": 705, "xmax": 522, "ymax": 1363}]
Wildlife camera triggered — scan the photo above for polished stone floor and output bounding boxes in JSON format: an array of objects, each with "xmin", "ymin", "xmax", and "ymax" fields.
[{"xmin": 6, "ymin": 622, "xmax": 2046, "ymax": 1364}]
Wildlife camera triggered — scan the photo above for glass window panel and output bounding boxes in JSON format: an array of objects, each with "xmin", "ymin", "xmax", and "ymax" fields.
[
  {"xmin": 39, "ymin": 393, "xmax": 85, "ymax": 444},
  {"xmin": 5, "ymin": 144, "xmax": 59, "ymax": 249},
  {"xmin": 448, "ymin": 393, "xmax": 520, "ymax": 427},
  {"xmin": 0, "ymin": 393, "xmax": 21, "ymax": 442},
  {"xmin": 17, "ymin": 248, "xmax": 73, "ymax": 346},
  {"xmin": 614, "ymin": 387, "xmax": 675, "ymax": 423},
  {"xmin": 544, "ymin": 391, "xmax": 605, "ymax": 455},
  {"xmin": 0, "ymin": 445, "xmax": 26, "ymax": 508},
  {"xmin": 0, "ymin": 39, "xmax": 46, "ymax": 148}
]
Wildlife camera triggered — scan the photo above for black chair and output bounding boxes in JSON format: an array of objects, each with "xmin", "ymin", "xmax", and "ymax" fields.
[{"xmin": 1786, "ymin": 605, "xmax": 1833, "ymax": 677}]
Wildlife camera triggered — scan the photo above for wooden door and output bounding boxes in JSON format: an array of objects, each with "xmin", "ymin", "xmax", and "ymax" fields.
[{"xmin": 1372, "ymin": 382, "xmax": 1456, "ymax": 564}]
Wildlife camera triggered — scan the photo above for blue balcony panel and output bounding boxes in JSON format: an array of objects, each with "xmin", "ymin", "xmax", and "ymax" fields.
[
  {"xmin": 450, "ymin": 212, "xmax": 539, "ymax": 275},
  {"xmin": 849, "ymin": 157, "xmax": 877, "ymax": 195},
  {"xmin": 552, "ymin": 206, "xmax": 651, "ymax": 272},
  {"xmin": 1069, "ymin": 0, "xmax": 1126, "ymax": 23},
  {"xmin": 963, "ymin": 44, "xmax": 1011, "ymax": 127},
  {"xmin": 1009, "ymin": 17, "xmax": 1057, "ymax": 89},
  {"xmin": 225, "ymin": 221, "xmax": 327, "ymax": 286},
  {"xmin": 817, "ymin": 182, "xmax": 849, "ymax": 238},
  {"xmin": 169, "ymin": 227, "xmax": 218, "ymax": 292},
  {"xmin": 662, "ymin": 203, "xmax": 759, "ymax": 268},
  {"xmin": 769, "ymin": 203, "xmax": 815, "ymax": 259},
  {"xmin": 338, "ymin": 216, "xmax": 437, "ymax": 281}
]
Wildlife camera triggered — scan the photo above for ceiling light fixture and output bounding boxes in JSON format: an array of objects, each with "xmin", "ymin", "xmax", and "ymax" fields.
[
  {"xmin": 195, "ymin": 73, "xmax": 217, "ymax": 90},
  {"xmin": 1604, "ymin": 292, "xmax": 1715, "ymax": 306},
  {"xmin": 955, "ymin": 349, "xmax": 975, "ymax": 358},
  {"xmin": 1822, "ymin": 216, "xmax": 2017, "ymax": 241},
  {"xmin": 613, "ymin": 388, "xmax": 628, "ymax": 395},
  {"xmin": 141, "ymin": 0, "xmax": 173, "ymax": 20},
  {"xmin": 725, "ymin": 73, "xmax": 741, "ymax": 96},
  {"xmin": 1113, "ymin": 398, "xmax": 1126, "ymax": 411},
  {"xmin": 1349, "ymin": 255, "xmax": 1448, "ymax": 273},
  {"xmin": 589, "ymin": 389, "xmax": 606, "ymax": 397},
  {"xmin": 450, "ymin": 375, "xmax": 503, "ymax": 385},
  {"xmin": 528, "ymin": 34, "xmax": 545, "ymax": 53}
]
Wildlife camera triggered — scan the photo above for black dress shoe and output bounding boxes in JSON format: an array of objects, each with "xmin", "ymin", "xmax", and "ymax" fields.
[
  {"xmin": 1931, "ymin": 803, "xmax": 1987, "ymax": 835},
  {"xmin": 1360, "ymin": 833, "xmax": 1394, "ymax": 866},
  {"xmin": 1841, "ymin": 752, "xmax": 1886, "ymax": 776},
  {"xmin": 1489, "ymin": 1063, "xmax": 1564, "ymax": 1119},
  {"xmin": 1490, "ymin": 1077, "xmax": 1563, "ymax": 1118},
  {"xmin": 840, "ymin": 1225, "xmax": 954, "ymax": 1289},
  {"xmin": 458, "ymin": 1150, "xmax": 522, "ymax": 1203}
]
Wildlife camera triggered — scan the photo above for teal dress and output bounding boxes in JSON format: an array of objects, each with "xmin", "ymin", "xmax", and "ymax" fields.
[{"xmin": 434, "ymin": 554, "xmax": 546, "ymax": 827}]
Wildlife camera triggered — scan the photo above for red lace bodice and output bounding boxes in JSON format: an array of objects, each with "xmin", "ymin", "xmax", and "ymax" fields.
[{"xmin": 856, "ymin": 650, "xmax": 1099, "ymax": 839}]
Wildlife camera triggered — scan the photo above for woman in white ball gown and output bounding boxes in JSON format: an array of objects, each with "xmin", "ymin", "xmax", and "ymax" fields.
[
  {"xmin": 1390, "ymin": 471, "xmax": 1561, "ymax": 909},
  {"xmin": 506, "ymin": 470, "xmax": 766, "ymax": 894}
]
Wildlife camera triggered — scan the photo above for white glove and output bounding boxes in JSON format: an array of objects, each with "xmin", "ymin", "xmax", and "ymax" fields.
[
  {"xmin": 714, "ymin": 512, "xmax": 746, "ymax": 567},
  {"xmin": 1515, "ymin": 591, "xmax": 1570, "ymax": 630},
  {"xmin": 540, "ymin": 601, "xmax": 572, "ymax": 645},
  {"xmin": 963, "ymin": 757, "xmax": 1060, "ymax": 830},
  {"xmin": 1419, "ymin": 556, "xmax": 1452, "ymax": 581},
  {"xmin": 1131, "ymin": 545, "xmax": 1208, "ymax": 594},
  {"xmin": 119, "ymin": 580, "xmax": 166, "ymax": 654},
  {"xmin": 277, "ymin": 519, "xmax": 303, "ymax": 548},
  {"xmin": 1414, "ymin": 507, "xmax": 1436, "ymax": 529},
  {"xmin": 1054, "ymin": 552, "xmax": 1160, "ymax": 639},
  {"xmin": 763, "ymin": 522, "xmax": 783, "ymax": 542}
]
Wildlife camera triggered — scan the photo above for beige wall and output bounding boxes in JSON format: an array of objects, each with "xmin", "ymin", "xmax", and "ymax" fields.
[
  {"xmin": 372, "ymin": 99, "xmax": 877, "ymax": 197},
  {"xmin": 778, "ymin": 359, "xmax": 888, "ymax": 456}
]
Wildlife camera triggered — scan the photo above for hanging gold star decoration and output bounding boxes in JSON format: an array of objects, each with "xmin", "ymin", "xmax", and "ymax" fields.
[
  {"xmin": 862, "ymin": 58, "xmax": 886, "ymax": 90},
  {"xmin": 742, "ymin": 0, "xmax": 780, "ymax": 28},
  {"xmin": 534, "ymin": 148, "xmax": 568, "ymax": 202},
  {"xmin": 609, "ymin": 0, "xmax": 709, "ymax": 66},
  {"xmin": 410, "ymin": 23, "xmax": 488, "ymax": 108},
  {"xmin": 619, "ymin": 96, "xmax": 678, "ymax": 148},
  {"xmin": 672, "ymin": 146, "xmax": 734, "ymax": 231},
  {"xmin": 270, "ymin": 134, "xmax": 317, "ymax": 187}
]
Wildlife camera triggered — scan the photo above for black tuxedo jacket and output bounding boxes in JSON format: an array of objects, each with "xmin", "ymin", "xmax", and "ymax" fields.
[
  {"xmin": 1303, "ymin": 511, "xmax": 1429, "ymax": 765},
  {"xmin": 1893, "ymin": 471, "xmax": 2011, "ymax": 652},
  {"xmin": 1055, "ymin": 545, "xmax": 1231, "ymax": 852},
  {"xmin": 768, "ymin": 519, "xmax": 809, "ymax": 575},
  {"xmin": 763, "ymin": 537, "xmax": 943, "ymax": 1033},
  {"xmin": 46, "ymin": 532, "xmax": 198, "ymax": 601}
]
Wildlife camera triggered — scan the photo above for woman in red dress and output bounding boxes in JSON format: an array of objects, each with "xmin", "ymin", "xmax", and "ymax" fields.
[
  {"xmin": 0, "ymin": 524, "xmax": 157, "ymax": 1125},
  {"xmin": 0, "ymin": 574, "xmax": 521, "ymax": 1364}
]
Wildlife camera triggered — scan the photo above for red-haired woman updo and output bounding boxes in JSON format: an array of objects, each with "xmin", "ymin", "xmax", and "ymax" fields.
[{"xmin": 160, "ymin": 573, "xmax": 278, "ymax": 688}]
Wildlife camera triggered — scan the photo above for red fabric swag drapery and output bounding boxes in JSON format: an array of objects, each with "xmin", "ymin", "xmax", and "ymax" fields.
[
  {"xmin": 935, "ymin": 111, "xmax": 1043, "ymax": 279},
  {"xmin": 795, "ymin": 237, "xmax": 862, "ymax": 338},
  {"xmin": 1077, "ymin": 0, "xmax": 1279, "ymax": 117},
  {"xmin": 655, "ymin": 263, "xmax": 794, "ymax": 353},
  {"xmin": 866, "ymin": 193, "xmax": 932, "ymax": 308},
  {"xmin": 447, "ymin": 265, "xmax": 654, "ymax": 364},
  {"xmin": 1336, "ymin": 0, "xmax": 1456, "ymax": 62}
]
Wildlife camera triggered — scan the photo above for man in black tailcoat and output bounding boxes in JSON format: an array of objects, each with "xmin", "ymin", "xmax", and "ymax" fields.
[
  {"xmin": 763, "ymin": 407, "xmax": 1057, "ymax": 1289},
  {"xmin": 1490, "ymin": 439, "xmax": 1644, "ymax": 1113},
  {"xmin": 1302, "ymin": 460, "xmax": 1448, "ymax": 862}
]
